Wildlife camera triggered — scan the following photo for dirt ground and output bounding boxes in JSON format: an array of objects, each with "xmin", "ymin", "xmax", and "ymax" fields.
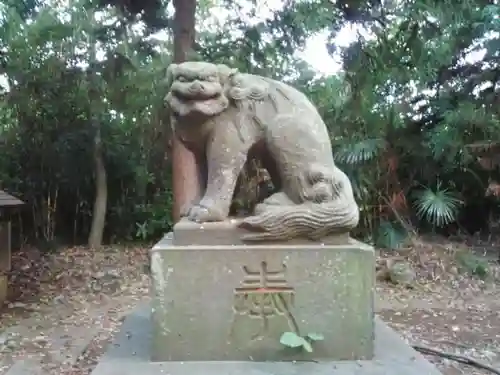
[{"xmin": 0, "ymin": 237, "xmax": 499, "ymax": 375}]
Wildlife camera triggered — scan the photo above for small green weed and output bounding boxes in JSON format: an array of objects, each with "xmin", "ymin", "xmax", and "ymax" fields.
[
  {"xmin": 455, "ymin": 250, "xmax": 489, "ymax": 279},
  {"xmin": 279, "ymin": 332, "xmax": 324, "ymax": 353}
]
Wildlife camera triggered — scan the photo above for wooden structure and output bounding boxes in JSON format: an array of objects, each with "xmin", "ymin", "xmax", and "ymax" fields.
[{"xmin": 0, "ymin": 190, "xmax": 24, "ymax": 305}]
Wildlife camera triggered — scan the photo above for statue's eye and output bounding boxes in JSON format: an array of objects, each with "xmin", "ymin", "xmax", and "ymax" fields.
[{"xmin": 177, "ymin": 76, "xmax": 188, "ymax": 82}]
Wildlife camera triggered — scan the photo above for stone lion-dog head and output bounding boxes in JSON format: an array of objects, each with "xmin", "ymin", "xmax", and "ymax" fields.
[{"xmin": 164, "ymin": 61, "xmax": 269, "ymax": 118}]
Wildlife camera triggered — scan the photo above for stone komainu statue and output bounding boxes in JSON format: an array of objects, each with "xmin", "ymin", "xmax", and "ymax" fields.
[{"xmin": 165, "ymin": 61, "xmax": 360, "ymax": 241}]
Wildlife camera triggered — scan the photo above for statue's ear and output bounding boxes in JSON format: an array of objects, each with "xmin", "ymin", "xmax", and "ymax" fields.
[
  {"xmin": 164, "ymin": 63, "xmax": 178, "ymax": 88},
  {"xmin": 217, "ymin": 64, "xmax": 238, "ymax": 84}
]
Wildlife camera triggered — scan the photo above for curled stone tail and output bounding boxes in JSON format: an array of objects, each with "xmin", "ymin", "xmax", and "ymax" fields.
[{"xmin": 239, "ymin": 200, "xmax": 360, "ymax": 242}]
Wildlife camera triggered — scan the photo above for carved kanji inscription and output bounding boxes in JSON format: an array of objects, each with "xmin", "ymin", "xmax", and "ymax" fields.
[{"xmin": 229, "ymin": 261, "xmax": 298, "ymax": 341}]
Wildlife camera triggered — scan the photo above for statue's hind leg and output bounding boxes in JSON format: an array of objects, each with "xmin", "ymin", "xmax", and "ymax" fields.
[
  {"xmin": 301, "ymin": 168, "xmax": 339, "ymax": 203},
  {"xmin": 264, "ymin": 113, "xmax": 337, "ymax": 204}
]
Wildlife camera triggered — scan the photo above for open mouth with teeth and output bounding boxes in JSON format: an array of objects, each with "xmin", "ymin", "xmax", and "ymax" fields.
[{"xmin": 168, "ymin": 91, "xmax": 229, "ymax": 118}]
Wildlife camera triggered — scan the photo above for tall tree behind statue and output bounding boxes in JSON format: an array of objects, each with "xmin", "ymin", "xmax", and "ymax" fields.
[{"xmin": 170, "ymin": 0, "xmax": 200, "ymax": 224}]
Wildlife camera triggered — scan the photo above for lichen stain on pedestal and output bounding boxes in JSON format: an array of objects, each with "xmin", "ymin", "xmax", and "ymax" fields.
[
  {"xmin": 228, "ymin": 261, "xmax": 299, "ymax": 344},
  {"xmin": 150, "ymin": 249, "xmax": 172, "ymax": 335}
]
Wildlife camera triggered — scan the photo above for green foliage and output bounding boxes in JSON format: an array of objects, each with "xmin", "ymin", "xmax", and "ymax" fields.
[
  {"xmin": 413, "ymin": 184, "xmax": 463, "ymax": 227},
  {"xmin": 306, "ymin": 333, "xmax": 325, "ymax": 341},
  {"xmin": 455, "ymin": 249, "xmax": 490, "ymax": 279},
  {"xmin": 334, "ymin": 139, "xmax": 387, "ymax": 165},
  {"xmin": 279, "ymin": 331, "xmax": 324, "ymax": 353},
  {"xmin": 375, "ymin": 221, "xmax": 408, "ymax": 249},
  {"xmin": 133, "ymin": 189, "xmax": 174, "ymax": 241},
  {"xmin": 94, "ymin": 0, "xmax": 170, "ymax": 32},
  {"xmin": 0, "ymin": 1, "xmax": 172, "ymax": 244},
  {"xmin": 311, "ymin": 0, "xmax": 500, "ymax": 243},
  {"xmin": 0, "ymin": 0, "xmax": 499, "ymax": 248}
]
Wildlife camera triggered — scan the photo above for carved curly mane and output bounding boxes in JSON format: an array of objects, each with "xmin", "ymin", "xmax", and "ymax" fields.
[{"xmin": 225, "ymin": 72, "xmax": 270, "ymax": 102}]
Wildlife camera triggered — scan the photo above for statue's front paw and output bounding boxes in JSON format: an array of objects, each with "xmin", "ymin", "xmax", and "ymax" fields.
[
  {"xmin": 187, "ymin": 202, "xmax": 226, "ymax": 223},
  {"xmin": 180, "ymin": 202, "xmax": 195, "ymax": 217}
]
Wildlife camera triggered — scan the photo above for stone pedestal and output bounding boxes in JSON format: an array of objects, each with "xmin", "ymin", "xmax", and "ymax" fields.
[{"xmin": 150, "ymin": 219, "xmax": 375, "ymax": 362}]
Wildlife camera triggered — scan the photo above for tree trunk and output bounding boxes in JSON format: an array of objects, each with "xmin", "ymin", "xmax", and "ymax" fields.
[
  {"xmin": 88, "ymin": 126, "xmax": 107, "ymax": 248},
  {"xmin": 87, "ymin": 12, "xmax": 108, "ymax": 248},
  {"xmin": 171, "ymin": 0, "xmax": 200, "ymax": 223}
]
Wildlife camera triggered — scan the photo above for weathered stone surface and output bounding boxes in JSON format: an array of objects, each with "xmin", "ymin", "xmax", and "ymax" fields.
[
  {"xmin": 150, "ymin": 233, "xmax": 375, "ymax": 361},
  {"xmin": 172, "ymin": 218, "xmax": 351, "ymax": 246},
  {"xmin": 165, "ymin": 61, "xmax": 359, "ymax": 242},
  {"xmin": 90, "ymin": 304, "xmax": 443, "ymax": 375}
]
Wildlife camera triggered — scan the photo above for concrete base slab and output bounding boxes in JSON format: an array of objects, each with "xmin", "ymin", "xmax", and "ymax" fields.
[{"xmin": 91, "ymin": 305, "xmax": 443, "ymax": 375}]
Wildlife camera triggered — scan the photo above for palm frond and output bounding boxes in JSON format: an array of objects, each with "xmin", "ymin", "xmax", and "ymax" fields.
[
  {"xmin": 413, "ymin": 183, "xmax": 462, "ymax": 227},
  {"xmin": 345, "ymin": 171, "xmax": 372, "ymax": 203},
  {"xmin": 334, "ymin": 138, "xmax": 387, "ymax": 165}
]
